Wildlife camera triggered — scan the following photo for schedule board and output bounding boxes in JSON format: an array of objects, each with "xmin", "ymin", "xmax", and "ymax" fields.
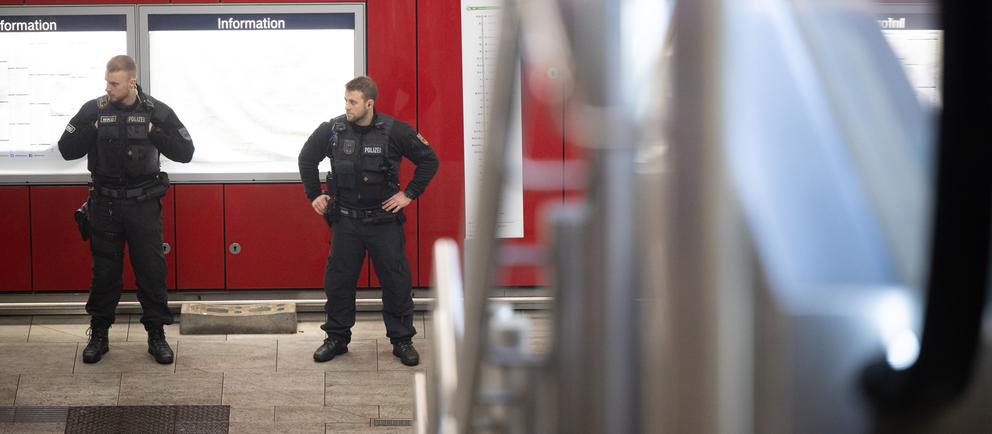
[
  {"xmin": 0, "ymin": 6, "xmax": 134, "ymax": 183},
  {"xmin": 140, "ymin": 4, "xmax": 365, "ymax": 182},
  {"xmin": 460, "ymin": 0, "xmax": 524, "ymax": 239}
]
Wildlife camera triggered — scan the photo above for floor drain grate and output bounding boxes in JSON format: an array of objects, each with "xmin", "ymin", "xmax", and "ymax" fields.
[
  {"xmin": 0, "ymin": 406, "xmax": 69, "ymax": 423},
  {"xmin": 372, "ymin": 418, "xmax": 414, "ymax": 427},
  {"xmin": 65, "ymin": 405, "xmax": 229, "ymax": 434},
  {"xmin": 16, "ymin": 406, "xmax": 70, "ymax": 423}
]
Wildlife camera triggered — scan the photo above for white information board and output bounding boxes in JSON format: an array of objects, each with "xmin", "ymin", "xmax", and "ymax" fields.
[
  {"xmin": 0, "ymin": 7, "xmax": 133, "ymax": 182},
  {"xmin": 461, "ymin": 0, "xmax": 524, "ymax": 239},
  {"xmin": 878, "ymin": 12, "xmax": 941, "ymax": 109},
  {"xmin": 141, "ymin": 5, "xmax": 365, "ymax": 182}
]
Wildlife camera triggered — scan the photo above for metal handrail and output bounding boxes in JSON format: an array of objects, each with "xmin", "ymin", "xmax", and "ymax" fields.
[
  {"xmin": 428, "ymin": 238, "xmax": 466, "ymax": 434},
  {"xmin": 457, "ymin": 0, "xmax": 523, "ymax": 432}
]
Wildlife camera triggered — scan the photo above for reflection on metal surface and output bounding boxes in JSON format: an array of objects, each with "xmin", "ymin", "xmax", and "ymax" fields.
[{"xmin": 418, "ymin": 0, "xmax": 992, "ymax": 432}]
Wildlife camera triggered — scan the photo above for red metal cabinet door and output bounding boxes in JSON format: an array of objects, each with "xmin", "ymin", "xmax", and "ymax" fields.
[
  {"xmin": 123, "ymin": 188, "xmax": 176, "ymax": 290},
  {"xmin": 225, "ymin": 183, "xmax": 361, "ymax": 289},
  {"xmin": 174, "ymin": 184, "xmax": 225, "ymax": 290},
  {"xmin": 31, "ymin": 185, "xmax": 91, "ymax": 291},
  {"xmin": 0, "ymin": 187, "xmax": 31, "ymax": 291}
]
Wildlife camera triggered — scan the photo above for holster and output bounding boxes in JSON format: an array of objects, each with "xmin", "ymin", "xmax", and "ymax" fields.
[
  {"xmin": 74, "ymin": 201, "xmax": 90, "ymax": 241},
  {"xmin": 322, "ymin": 198, "xmax": 340, "ymax": 228}
]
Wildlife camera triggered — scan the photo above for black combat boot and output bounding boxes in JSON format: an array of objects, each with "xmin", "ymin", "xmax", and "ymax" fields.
[
  {"xmin": 147, "ymin": 327, "xmax": 174, "ymax": 364},
  {"xmin": 393, "ymin": 341, "xmax": 420, "ymax": 366},
  {"xmin": 82, "ymin": 326, "xmax": 110, "ymax": 364},
  {"xmin": 313, "ymin": 336, "xmax": 348, "ymax": 362}
]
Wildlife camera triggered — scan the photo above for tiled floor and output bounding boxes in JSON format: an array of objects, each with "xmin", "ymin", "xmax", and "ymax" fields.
[{"xmin": 0, "ymin": 310, "xmax": 551, "ymax": 433}]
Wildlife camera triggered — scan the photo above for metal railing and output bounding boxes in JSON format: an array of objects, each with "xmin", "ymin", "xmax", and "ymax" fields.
[{"xmin": 417, "ymin": 0, "xmax": 673, "ymax": 431}]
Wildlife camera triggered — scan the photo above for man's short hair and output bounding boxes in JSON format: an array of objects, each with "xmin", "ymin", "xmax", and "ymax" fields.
[
  {"xmin": 346, "ymin": 76, "xmax": 378, "ymax": 102},
  {"xmin": 106, "ymin": 55, "xmax": 137, "ymax": 79}
]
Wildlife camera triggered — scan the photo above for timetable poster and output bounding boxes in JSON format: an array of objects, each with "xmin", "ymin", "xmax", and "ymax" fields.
[
  {"xmin": 460, "ymin": 0, "xmax": 524, "ymax": 239},
  {"xmin": 0, "ymin": 14, "xmax": 127, "ymax": 175}
]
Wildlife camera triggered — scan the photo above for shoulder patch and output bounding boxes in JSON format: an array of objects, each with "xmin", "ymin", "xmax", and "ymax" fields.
[
  {"xmin": 416, "ymin": 133, "xmax": 430, "ymax": 146},
  {"xmin": 342, "ymin": 139, "xmax": 356, "ymax": 155},
  {"xmin": 97, "ymin": 96, "xmax": 108, "ymax": 109},
  {"xmin": 64, "ymin": 123, "xmax": 76, "ymax": 134}
]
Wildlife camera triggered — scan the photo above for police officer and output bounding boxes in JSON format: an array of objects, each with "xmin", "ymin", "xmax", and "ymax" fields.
[
  {"xmin": 299, "ymin": 76, "xmax": 439, "ymax": 366},
  {"xmin": 58, "ymin": 55, "xmax": 194, "ymax": 365}
]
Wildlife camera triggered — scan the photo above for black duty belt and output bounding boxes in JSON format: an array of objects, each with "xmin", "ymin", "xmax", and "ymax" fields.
[
  {"xmin": 96, "ymin": 185, "xmax": 149, "ymax": 199},
  {"xmin": 337, "ymin": 205, "xmax": 388, "ymax": 219},
  {"xmin": 93, "ymin": 179, "xmax": 164, "ymax": 201}
]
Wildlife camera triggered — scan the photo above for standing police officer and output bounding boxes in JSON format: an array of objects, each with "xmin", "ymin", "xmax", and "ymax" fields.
[
  {"xmin": 58, "ymin": 55, "xmax": 194, "ymax": 364},
  {"xmin": 299, "ymin": 76, "xmax": 439, "ymax": 366}
]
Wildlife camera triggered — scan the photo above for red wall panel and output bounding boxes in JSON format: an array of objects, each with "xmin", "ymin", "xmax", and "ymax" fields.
[
  {"xmin": 417, "ymin": 0, "xmax": 464, "ymax": 287},
  {"xmin": 563, "ymin": 95, "xmax": 586, "ymax": 202},
  {"xmin": 224, "ymin": 183, "xmax": 356, "ymax": 289},
  {"xmin": 0, "ymin": 187, "xmax": 32, "ymax": 291},
  {"xmin": 31, "ymin": 186, "xmax": 91, "ymax": 291},
  {"xmin": 368, "ymin": 0, "xmax": 417, "ymax": 123},
  {"xmin": 367, "ymin": 0, "xmax": 418, "ymax": 288},
  {"xmin": 417, "ymin": 0, "xmax": 564, "ymax": 287},
  {"xmin": 174, "ymin": 184, "xmax": 224, "ymax": 289},
  {"xmin": 497, "ymin": 63, "xmax": 565, "ymax": 286}
]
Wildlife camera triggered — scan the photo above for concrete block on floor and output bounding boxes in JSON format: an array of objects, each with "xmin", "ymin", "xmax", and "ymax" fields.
[{"xmin": 180, "ymin": 304, "xmax": 297, "ymax": 335}]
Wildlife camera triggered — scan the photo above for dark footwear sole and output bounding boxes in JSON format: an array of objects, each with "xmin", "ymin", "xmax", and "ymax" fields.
[
  {"xmin": 313, "ymin": 347, "xmax": 348, "ymax": 363},
  {"xmin": 392, "ymin": 350, "xmax": 419, "ymax": 367},
  {"xmin": 82, "ymin": 347, "xmax": 109, "ymax": 364},
  {"xmin": 148, "ymin": 348, "xmax": 174, "ymax": 365}
]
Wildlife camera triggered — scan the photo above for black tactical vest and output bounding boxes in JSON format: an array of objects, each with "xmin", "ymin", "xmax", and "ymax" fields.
[
  {"xmin": 325, "ymin": 114, "xmax": 399, "ymax": 208},
  {"xmin": 91, "ymin": 96, "xmax": 160, "ymax": 182}
]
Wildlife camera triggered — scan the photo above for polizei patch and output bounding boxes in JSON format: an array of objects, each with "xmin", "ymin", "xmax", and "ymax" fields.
[
  {"xmin": 99, "ymin": 115, "xmax": 117, "ymax": 124},
  {"xmin": 127, "ymin": 115, "xmax": 148, "ymax": 123},
  {"xmin": 64, "ymin": 123, "xmax": 76, "ymax": 133},
  {"xmin": 364, "ymin": 146, "xmax": 383, "ymax": 154}
]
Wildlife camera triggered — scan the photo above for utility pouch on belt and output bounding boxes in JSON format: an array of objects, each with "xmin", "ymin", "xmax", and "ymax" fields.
[
  {"xmin": 322, "ymin": 199, "xmax": 340, "ymax": 228},
  {"xmin": 142, "ymin": 171, "xmax": 170, "ymax": 200},
  {"xmin": 74, "ymin": 201, "xmax": 90, "ymax": 241}
]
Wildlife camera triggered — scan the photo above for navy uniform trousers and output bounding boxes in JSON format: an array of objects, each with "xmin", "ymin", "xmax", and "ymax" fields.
[
  {"xmin": 321, "ymin": 215, "xmax": 416, "ymax": 344},
  {"xmin": 86, "ymin": 191, "xmax": 172, "ymax": 330}
]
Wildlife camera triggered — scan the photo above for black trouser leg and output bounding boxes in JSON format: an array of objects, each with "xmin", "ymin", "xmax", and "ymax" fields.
[
  {"xmin": 124, "ymin": 198, "xmax": 172, "ymax": 330},
  {"xmin": 322, "ymin": 217, "xmax": 366, "ymax": 343},
  {"xmin": 86, "ymin": 195, "xmax": 125, "ymax": 328},
  {"xmin": 366, "ymin": 220, "xmax": 416, "ymax": 344}
]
